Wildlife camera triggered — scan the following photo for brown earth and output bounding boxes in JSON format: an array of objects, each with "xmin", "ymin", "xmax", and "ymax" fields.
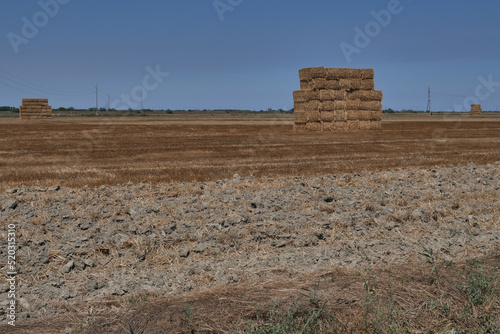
[
  {"xmin": 1, "ymin": 114, "xmax": 500, "ymax": 191},
  {"xmin": 0, "ymin": 114, "xmax": 499, "ymax": 333}
]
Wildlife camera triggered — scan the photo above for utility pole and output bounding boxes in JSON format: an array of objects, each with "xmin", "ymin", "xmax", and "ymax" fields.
[
  {"xmin": 96, "ymin": 84, "xmax": 99, "ymax": 115},
  {"xmin": 426, "ymin": 87, "xmax": 431, "ymax": 115},
  {"xmin": 140, "ymin": 90, "xmax": 143, "ymax": 112},
  {"xmin": 108, "ymin": 94, "xmax": 110, "ymax": 111}
]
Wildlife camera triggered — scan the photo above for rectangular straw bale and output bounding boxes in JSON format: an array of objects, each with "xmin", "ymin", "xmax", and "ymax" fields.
[
  {"xmin": 294, "ymin": 111, "xmax": 308, "ymax": 124},
  {"xmin": 311, "ymin": 78, "xmax": 329, "ymax": 90},
  {"xmin": 334, "ymin": 110, "xmax": 346, "ymax": 121},
  {"xmin": 321, "ymin": 111, "xmax": 335, "ymax": 122},
  {"xmin": 348, "ymin": 90, "xmax": 383, "ymax": 101},
  {"xmin": 319, "ymin": 101, "xmax": 333, "ymax": 111},
  {"xmin": 320, "ymin": 101, "xmax": 347, "ymax": 111},
  {"xmin": 359, "ymin": 101, "xmax": 383, "ymax": 111},
  {"xmin": 338, "ymin": 79, "xmax": 353, "ymax": 90},
  {"xmin": 370, "ymin": 121, "xmax": 382, "ymax": 130},
  {"xmin": 305, "ymin": 110, "xmax": 321, "ymax": 123},
  {"xmin": 306, "ymin": 122, "xmax": 322, "ymax": 131},
  {"xmin": 343, "ymin": 79, "xmax": 375, "ymax": 91},
  {"xmin": 346, "ymin": 110, "xmax": 362, "ymax": 121},
  {"xmin": 334, "ymin": 121, "xmax": 347, "ymax": 131},
  {"xmin": 293, "ymin": 90, "xmax": 319, "ymax": 102},
  {"xmin": 294, "ymin": 101, "xmax": 320, "ymax": 112},
  {"xmin": 346, "ymin": 100, "xmax": 360, "ymax": 110},
  {"xmin": 22, "ymin": 98, "xmax": 48, "ymax": 104},
  {"xmin": 346, "ymin": 120, "xmax": 360, "ymax": 131},
  {"xmin": 333, "ymin": 100, "xmax": 347, "ymax": 110},
  {"xmin": 300, "ymin": 80, "xmax": 312, "ymax": 90},
  {"xmin": 325, "ymin": 80, "xmax": 341, "ymax": 90},
  {"xmin": 326, "ymin": 68, "xmax": 374, "ymax": 80},
  {"xmin": 299, "ymin": 67, "xmax": 326, "ymax": 81},
  {"xmin": 359, "ymin": 120, "xmax": 371, "ymax": 130},
  {"xmin": 294, "ymin": 123, "xmax": 308, "ymax": 131},
  {"xmin": 319, "ymin": 90, "xmax": 346, "ymax": 101},
  {"xmin": 322, "ymin": 122, "xmax": 335, "ymax": 131},
  {"xmin": 370, "ymin": 110, "xmax": 382, "ymax": 121},
  {"xmin": 358, "ymin": 110, "xmax": 372, "ymax": 121}
]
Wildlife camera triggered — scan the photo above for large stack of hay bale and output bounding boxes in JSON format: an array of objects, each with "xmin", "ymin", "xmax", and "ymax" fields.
[
  {"xmin": 293, "ymin": 67, "xmax": 382, "ymax": 131},
  {"xmin": 470, "ymin": 104, "xmax": 482, "ymax": 117},
  {"xmin": 19, "ymin": 99, "xmax": 52, "ymax": 119}
]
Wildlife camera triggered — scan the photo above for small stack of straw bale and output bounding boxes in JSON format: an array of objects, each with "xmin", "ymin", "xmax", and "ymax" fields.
[
  {"xmin": 294, "ymin": 67, "xmax": 382, "ymax": 131},
  {"xmin": 470, "ymin": 104, "xmax": 482, "ymax": 117},
  {"xmin": 19, "ymin": 99, "xmax": 52, "ymax": 119}
]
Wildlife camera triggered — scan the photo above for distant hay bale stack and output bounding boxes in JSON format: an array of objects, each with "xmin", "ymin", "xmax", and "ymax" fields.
[
  {"xmin": 470, "ymin": 104, "xmax": 482, "ymax": 117},
  {"xmin": 19, "ymin": 99, "xmax": 52, "ymax": 119},
  {"xmin": 293, "ymin": 67, "xmax": 382, "ymax": 131}
]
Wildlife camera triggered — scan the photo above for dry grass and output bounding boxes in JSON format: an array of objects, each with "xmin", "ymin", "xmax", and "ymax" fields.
[{"xmin": 4, "ymin": 250, "xmax": 498, "ymax": 333}]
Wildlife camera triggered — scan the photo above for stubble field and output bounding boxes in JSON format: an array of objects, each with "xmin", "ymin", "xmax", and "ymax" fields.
[
  {"xmin": 1, "ymin": 114, "xmax": 500, "ymax": 190},
  {"xmin": 0, "ymin": 114, "xmax": 499, "ymax": 333}
]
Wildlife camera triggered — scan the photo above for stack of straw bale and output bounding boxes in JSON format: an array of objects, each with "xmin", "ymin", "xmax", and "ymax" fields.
[
  {"xmin": 294, "ymin": 67, "xmax": 382, "ymax": 131},
  {"xmin": 470, "ymin": 104, "xmax": 482, "ymax": 117},
  {"xmin": 19, "ymin": 99, "xmax": 52, "ymax": 119}
]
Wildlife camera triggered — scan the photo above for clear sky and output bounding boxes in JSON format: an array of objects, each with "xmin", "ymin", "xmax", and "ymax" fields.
[{"xmin": 1, "ymin": 0, "xmax": 500, "ymax": 111}]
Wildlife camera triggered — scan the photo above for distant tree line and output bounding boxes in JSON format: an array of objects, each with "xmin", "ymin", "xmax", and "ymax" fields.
[{"xmin": 0, "ymin": 106, "xmax": 19, "ymax": 112}]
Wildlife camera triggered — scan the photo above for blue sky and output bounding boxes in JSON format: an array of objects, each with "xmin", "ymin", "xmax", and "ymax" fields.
[{"xmin": 1, "ymin": 0, "xmax": 500, "ymax": 111}]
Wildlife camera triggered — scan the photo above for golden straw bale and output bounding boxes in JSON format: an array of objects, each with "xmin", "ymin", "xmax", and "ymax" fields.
[
  {"xmin": 311, "ymin": 78, "xmax": 329, "ymax": 90},
  {"xmin": 370, "ymin": 121, "xmax": 382, "ymax": 130},
  {"xmin": 359, "ymin": 101, "xmax": 383, "ymax": 111},
  {"xmin": 333, "ymin": 100, "xmax": 347, "ymax": 110},
  {"xmin": 299, "ymin": 67, "xmax": 326, "ymax": 81},
  {"xmin": 347, "ymin": 120, "xmax": 360, "ymax": 131},
  {"xmin": 334, "ymin": 110, "xmax": 346, "ymax": 121},
  {"xmin": 322, "ymin": 122, "xmax": 335, "ymax": 131},
  {"xmin": 358, "ymin": 110, "xmax": 372, "ymax": 121},
  {"xmin": 334, "ymin": 121, "xmax": 347, "ymax": 131},
  {"xmin": 326, "ymin": 68, "xmax": 374, "ymax": 80},
  {"xmin": 293, "ymin": 90, "xmax": 320, "ymax": 102},
  {"xmin": 370, "ymin": 110, "xmax": 382, "ymax": 121},
  {"xmin": 346, "ymin": 100, "xmax": 360, "ymax": 110},
  {"xmin": 359, "ymin": 121, "xmax": 371, "ymax": 130},
  {"xmin": 346, "ymin": 110, "xmax": 361, "ymax": 121},
  {"xmin": 294, "ymin": 101, "xmax": 320, "ymax": 112},
  {"xmin": 341, "ymin": 79, "xmax": 375, "ymax": 90},
  {"xmin": 306, "ymin": 110, "xmax": 321, "ymax": 122},
  {"xmin": 348, "ymin": 90, "xmax": 383, "ymax": 101},
  {"xmin": 321, "ymin": 111, "xmax": 335, "ymax": 122},
  {"xmin": 319, "ymin": 90, "xmax": 346, "ymax": 101},
  {"xmin": 306, "ymin": 122, "xmax": 322, "ymax": 131},
  {"xmin": 294, "ymin": 111, "xmax": 308, "ymax": 124},
  {"xmin": 294, "ymin": 123, "xmax": 308, "ymax": 131},
  {"xmin": 300, "ymin": 80, "xmax": 312, "ymax": 90}
]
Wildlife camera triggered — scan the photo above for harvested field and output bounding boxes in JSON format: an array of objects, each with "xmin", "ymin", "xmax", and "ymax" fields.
[
  {"xmin": 1, "ymin": 114, "xmax": 500, "ymax": 190},
  {"xmin": 0, "ymin": 113, "xmax": 499, "ymax": 333}
]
